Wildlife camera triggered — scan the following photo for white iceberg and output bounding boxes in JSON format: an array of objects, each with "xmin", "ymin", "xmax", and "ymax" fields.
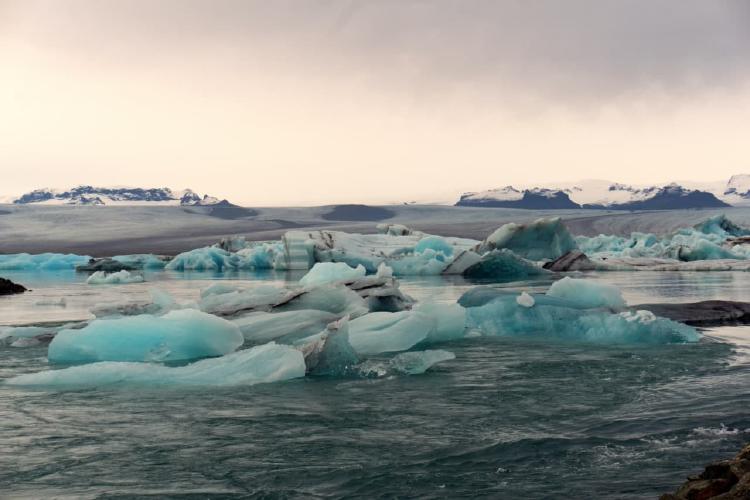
[
  {"xmin": 299, "ymin": 262, "xmax": 367, "ymax": 288},
  {"xmin": 232, "ymin": 309, "xmax": 339, "ymax": 344},
  {"xmin": 86, "ymin": 270, "xmax": 145, "ymax": 285}
]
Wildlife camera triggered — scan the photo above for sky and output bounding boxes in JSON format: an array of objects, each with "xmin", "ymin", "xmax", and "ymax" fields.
[{"xmin": 1, "ymin": 0, "xmax": 749, "ymax": 206}]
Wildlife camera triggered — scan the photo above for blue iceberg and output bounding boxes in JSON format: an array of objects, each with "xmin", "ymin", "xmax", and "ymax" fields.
[
  {"xmin": 7, "ymin": 342, "xmax": 305, "ymax": 388},
  {"xmin": 478, "ymin": 217, "xmax": 578, "ymax": 261},
  {"xmin": 86, "ymin": 270, "xmax": 145, "ymax": 285},
  {"xmin": 48, "ymin": 309, "xmax": 244, "ymax": 364},
  {"xmin": 0, "ymin": 252, "xmax": 90, "ymax": 271}
]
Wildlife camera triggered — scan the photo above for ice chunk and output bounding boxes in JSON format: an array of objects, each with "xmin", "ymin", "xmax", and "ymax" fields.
[
  {"xmin": 516, "ymin": 292, "xmax": 535, "ymax": 308},
  {"xmin": 546, "ymin": 277, "xmax": 626, "ymax": 309},
  {"xmin": 232, "ymin": 309, "xmax": 339, "ymax": 344},
  {"xmin": 414, "ymin": 236, "xmax": 454, "ymax": 256},
  {"xmin": 0, "ymin": 325, "xmax": 57, "ymax": 347},
  {"xmin": 7, "ymin": 342, "xmax": 305, "ymax": 388},
  {"xmin": 348, "ymin": 311, "xmax": 436, "ymax": 354},
  {"xmin": 376, "ymin": 223, "xmax": 413, "ymax": 236},
  {"xmin": 48, "ymin": 309, "xmax": 244, "ymax": 364},
  {"xmin": 200, "ymin": 283, "xmax": 239, "ymax": 298},
  {"xmin": 463, "ymin": 249, "xmax": 548, "ymax": 280},
  {"xmin": 166, "ymin": 246, "xmax": 236, "ymax": 272},
  {"xmin": 86, "ymin": 270, "xmax": 145, "ymax": 285},
  {"xmin": 112, "ymin": 254, "xmax": 169, "ymax": 269},
  {"xmin": 464, "ymin": 291, "xmax": 699, "ymax": 344},
  {"xmin": 693, "ymin": 214, "xmax": 750, "ymax": 237},
  {"xmin": 296, "ymin": 318, "xmax": 360, "ymax": 376},
  {"xmin": 276, "ymin": 284, "xmax": 369, "ymax": 318},
  {"xmin": 0, "ymin": 252, "xmax": 90, "ymax": 271},
  {"xmin": 299, "ymin": 262, "xmax": 367, "ymax": 288},
  {"xmin": 414, "ymin": 302, "xmax": 467, "ymax": 342},
  {"xmin": 199, "ymin": 285, "xmax": 299, "ymax": 316},
  {"xmin": 388, "ymin": 350, "xmax": 455, "ymax": 375},
  {"xmin": 279, "ymin": 231, "xmax": 315, "ymax": 270},
  {"xmin": 478, "ymin": 217, "xmax": 577, "ymax": 261}
]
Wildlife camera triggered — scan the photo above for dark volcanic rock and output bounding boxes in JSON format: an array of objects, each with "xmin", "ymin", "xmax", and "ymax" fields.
[
  {"xmin": 542, "ymin": 250, "xmax": 595, "ymax": 272},
  {"xmin": 0, "ymin": 277, "xmax": 27, "ymax": 295},
  {"xmin": 636, "ymin": 300, "xmax": 750, "ymax": 327},
  {"xmin": 661, "ymin": 444, "xmax": 750, "ymax": 499}
]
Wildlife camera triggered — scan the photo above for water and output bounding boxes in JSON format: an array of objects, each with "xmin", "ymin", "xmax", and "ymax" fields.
[{"xmin": 2, "ymin": 270, "xmax": 750, "ymax": 498}]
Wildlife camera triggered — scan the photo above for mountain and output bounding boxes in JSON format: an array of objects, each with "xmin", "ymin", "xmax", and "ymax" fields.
[
  {"xmin": 11, "ymin": 186, "xmax": 230, "ymax": 206},
  {"xmin": 456, "ymin": 178, "xmax": 742, "ymax": 210}
]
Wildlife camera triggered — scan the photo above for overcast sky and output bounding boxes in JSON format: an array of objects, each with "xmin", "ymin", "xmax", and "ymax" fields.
[{"xmin": 1, "ymin": 0, "xmax": 749, "ymax": 205}]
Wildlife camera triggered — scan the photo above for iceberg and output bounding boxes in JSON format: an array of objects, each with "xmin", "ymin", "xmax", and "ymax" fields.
[
  {"xmin": 299, "ymin": 262, "xmax": 367, "ymax": 287},
  {"xmin": 48, "ymin": 309, "xmax": 244, "ymax": 364},
  {"xmin": 112, "ymin": 254, "xmax": 169, "ymax": 270},
  {"xmin": 413, "ymin": 302, "xmax": 467, "ymax": 342},
  {"xmin": 165, "ymin": 246, "xmax": 237, "ymax": 272},
  {"xmin": 0, "ymin": 252, "xmax": 90, "ymax": 271},
  {"xmin": 275, "ymin": 284, "xmax": 369, "ymax": 318},
  {"xmin": 463, "ymin": 286, "xmax": 699, "ymax": 344},
  {"xmin": 546, "ymin": 277, "xmax": 626, "ymax": 309},
  {"xmin": 348, "ymin": 310, "xmax": 436, "ymax": 355},
  {"xmin": 477, "ymin": 217, "xmax": 577, "ymax": 261},
  {"xmin": 7, "ymin": 342, "xmax": 305, "ymax": 388},
  {"xmin": 462, "ymin": 249, "xmax": 548, "ymax": 280},
  {"xmin": 199, "ymin": 285, "xmax": 300, "ymax": 316},
  {"xmin": 232, "ymin": 309, "xmax": 339, "ymax": 344},
  {"xmin": 86, "ymin": 270, "xmax": 145, "ymax": 285},
  {"xmin": 296, "ymin": 318, "xmax": 360, "ymax": 376},
  {"xmin": 200, "ymin": 283, "xmax": 239, "ymax": 298},
  {"xmin": 414, "ymin": 235, "xmax": 454, "ymax": 256}
]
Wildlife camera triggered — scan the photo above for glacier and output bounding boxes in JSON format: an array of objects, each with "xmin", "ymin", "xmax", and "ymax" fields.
[
  {"xmin": 48, "ymin": 309, "xmax": 244, "ymax": 364},
  {"xmin": 7, "ymin": 342, "xmax": 305, "ymax": 388}
]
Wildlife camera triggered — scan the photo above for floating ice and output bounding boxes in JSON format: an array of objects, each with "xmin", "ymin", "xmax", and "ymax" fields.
[
  {"xmin": 276, "ymin": 284, "xmax": 369, "ymax": 318},
  {"xmin": 199, "ymin": 285, "xmax": 298, "ymax": 316},
  {"xmin": 576, "ymin": 216, "xmax": 750, "ymax": 264},
  {"xmin": 232, "ymin": 309, "xmax": 339, "ymax": 344},
  {"xmin": 0, "ymin": 252, "xmax": 90, "ymax": 271},
  {"xmin": 546, "ymin": 277, "xmax": 626, "ymax": 309},
  {"xmin": 478, "ymin": 217, "xmax": 577, "ymax": 261},
  {"xmin": 463, "ymin": 287, "xmax": 699, "ymax": 344},
  {"xmin": 7, "ymin": 342, "xmax": 305, "ymax": 388},
  {"xmin": 516, "ymin": 292, "xmax": 535, "ymax": 308},
  {"xmin": 200, "ymin": 283, "xmax": 239, "ymax": 298},
  {"xmin": 112, "ymin": 254, "xmax": 168, "ymax": 269},
  {"xmin": 48, "ymin": 309, "xmax": 244, "ymax": 364},
  {"xmin": 413, "ymin": 302, "xmax": 467, "ymax": 342},
  {"xmin": 296, "ymin": 318, "xmax": 360, "ymax": 376},
  {"xmin": 86, "ymin": 270, "xmax": 145, "ymax": 285},
  {"xmin": 414, "ymin": 236, "xmax": 454, "ymax": 256},
  {"xmin": 388, "ymin": 350, "xmax": 456, "ymax": 375},
  {"xmin": 165, "ymin": 246, "xmax": 237, "ymax": 272},
  {"xmin": 0, "ymin": 326, "xmax": 57, "ymax": 347},
  {"xmin": 462, "ymin": 249, "xmax": 548, "ymax": 280},
  {"xmin": 299, "ymin": 262, "xmax": 367, "ymax": 287},
  {"xmin": 348, "ymin": 311, "xmax": 436, "ymax": 355}
]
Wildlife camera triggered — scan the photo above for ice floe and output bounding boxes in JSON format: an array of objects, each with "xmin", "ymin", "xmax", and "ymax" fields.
[
  {"xmin": 48, "ymin": 309, "xmax": 244, "ymax": 364},
  {"xmin": 86, "ymin": 270, "xmax": 145, "ymax": 285},
  {"xmin": 7, "ymin": 342, "xmax": 305, "ymax": 388}
]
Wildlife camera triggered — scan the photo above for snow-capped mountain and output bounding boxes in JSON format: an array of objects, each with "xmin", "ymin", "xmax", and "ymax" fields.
[
  {"xmin": 10, "ymin": 186, "xmax": 228, "ymax": 206},
  {"xmin": 456, "ymin": 177, "xmax": 750, "ymax": 210}
]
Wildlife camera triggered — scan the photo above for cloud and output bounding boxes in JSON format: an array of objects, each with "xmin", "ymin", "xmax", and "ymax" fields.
[{"xmin": 4, "ymin": 0, "xmax": 750, "ymax": 105}]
